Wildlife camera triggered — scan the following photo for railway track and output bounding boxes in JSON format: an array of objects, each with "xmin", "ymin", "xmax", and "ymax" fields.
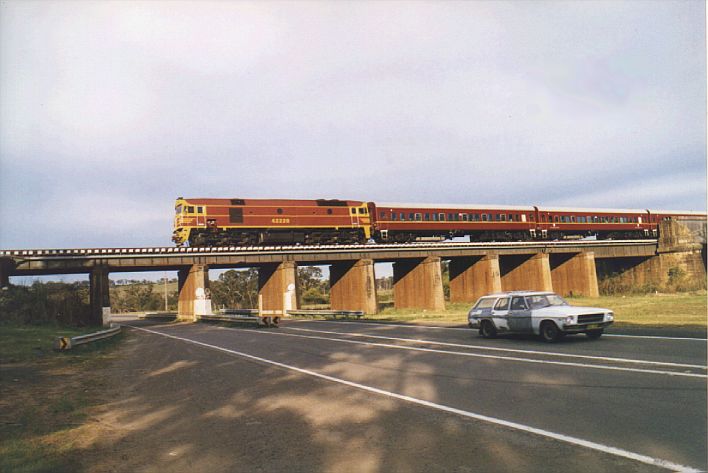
[{"xmin": 0, "ymin": 239, "xmax": 658, "ymax": 258}]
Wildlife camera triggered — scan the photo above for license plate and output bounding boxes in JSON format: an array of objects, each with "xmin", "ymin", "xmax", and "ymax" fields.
[{"xmin": 587, "ymin": 324, "xmax": 600, "ymax": 329}]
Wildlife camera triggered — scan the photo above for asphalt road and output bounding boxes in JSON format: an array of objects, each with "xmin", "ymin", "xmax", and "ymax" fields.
[{"xmin": 122, "ymin": 318, "xmax": 707, "ymax": 472}]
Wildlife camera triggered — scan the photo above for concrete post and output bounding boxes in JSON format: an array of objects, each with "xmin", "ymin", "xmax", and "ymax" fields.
[
  {"xmin": 258, "ymin": 262, "xmax": 299, "ymax": 316},
  {"xmin": 393, "ymin": 257, "xmax": 445, "ymax": 310},
  {"xmin": 0, "ymin": 259, "xmax": 10, "ymax": 289},
  {"xmin": 89, "ymin": 267, "xmax": 111, "ymax": 326},
  {"xmin": 330, "ymin": 259, "xmax": 378, "ymax": 314},
  {"xmin": 449, "ymin": 255, "xmax": 502, "ymax": 303},
  {"xmin": 499, "ymin": 253, "xmax": 553, "ymax": 292},
  {"xmin": 177, "ymin": 264, "xmax": 211, "ymax": 321},
  {"xmin": 550, "ymin": 252, "xmax": 599, "ymax": 297}
]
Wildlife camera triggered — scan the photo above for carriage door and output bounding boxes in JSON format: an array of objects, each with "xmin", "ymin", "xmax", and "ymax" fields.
[
  {"xmin": 350, "ymin": 206, "xmax": 360, "ymax": 228},
  {"xmin": 508, "ymin": 297, "xmax": 532, "ymax": 332},
  {"xmin": 195, "ymin": 206, "xmax": 206, "ymax": 227},
  {"xmin": 491, "ymin": 297, "xmax": 510, "ymax": 330}
]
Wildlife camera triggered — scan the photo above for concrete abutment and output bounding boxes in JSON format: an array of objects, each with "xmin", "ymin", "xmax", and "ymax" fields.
[
  {"xmin": 329, "ymin": 259, "xmax": 378, "ymax": 314},
  {"xmin": 448, "ymin": 255, "xmax": 501, "ymax": 303},
  {"xmin": 499, "ymin": 253, "xmax": 553, "ymax": 292},
  {"xmin": 177, "ymin": 264, "xmax": 211, "ymax": 321},
  {"xmin": 258, "ymin": 261, "xmax": 299, "ymax": 316},
  {"xmin": 89, "ymin": 267, "xmax": 111, "ymax": 326},
  {"xmin": 393, "ymin": 257, "xmax": 445, "ymax": 310},
  {"xmin": 550, "ymin": 252, "xmax": 599, "ymax": 297}
]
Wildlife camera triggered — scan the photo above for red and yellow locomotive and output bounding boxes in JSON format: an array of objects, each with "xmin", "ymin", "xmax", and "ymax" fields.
[{"xmin": 172, "ymin": 197, "xmax": 706, "ymax": 246}]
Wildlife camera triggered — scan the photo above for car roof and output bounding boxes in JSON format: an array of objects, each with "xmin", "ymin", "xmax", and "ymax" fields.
[{"xmin": 479, "ymin": 291, "xmax": 556, "ymax": 298}]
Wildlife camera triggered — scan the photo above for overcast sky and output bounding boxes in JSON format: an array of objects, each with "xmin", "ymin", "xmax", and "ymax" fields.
[{"xmin": 1, "ymin": 0, "xmax": 705, "ymax": 250}]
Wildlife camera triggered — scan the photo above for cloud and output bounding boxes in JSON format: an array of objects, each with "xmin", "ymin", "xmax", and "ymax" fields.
[{"xmin": 0, "ymin": 0, "xmax": 704, "ymax": 249}]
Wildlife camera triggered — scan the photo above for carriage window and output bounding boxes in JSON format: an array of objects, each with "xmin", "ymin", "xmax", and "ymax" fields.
[
  {"xmin": 541, "ymin": 215, "xmax": 546, "ymax": 222},
  {"xmin": 424, "ymin": 213, "xmax": 430, "ymax": 221},
  {"xmin": 415, "ymin": 213, "xmax": 422, "ymax": 221},
  {"xmin": 510, "ymin": 297, "xmax": 527, "ymax": 311},
  {"xmin": 530, "ymin": 214, "xmax": 535, "ymax": 221},
  {"xmin": 462, "ymin": 214, "xmax": 468, "ymax": 221},
  {"xmin": 380, "ymin": 212, "xmax": 386, "ymax": 219},
  {"xmin": 391, "ymin": 212, "xmax": 397, "ymax": 221},
  {"xmin": 409, "ymin": 213, "xmax": 415, "ymax": 221},
  {"xmin": 439, "ymin": 213, "xmax": 445, "ymax": 221},
  {"xmin": 493, "ymin": 297, "xmax": 510, "ymax": 311},
  {"xmin": 400, "ymin": 212, "xmax": 405, "ymax": 220},
  {"xmin": 508, "ymin": 214, "xmax": 513, "ymax": 221},
  {"xmin": 432, "ymin": 213, "xmax": 438, "ymax": 221},
  {"xmin": 554, "ymin": 216, "xmax": 559, "ymax": 223}
]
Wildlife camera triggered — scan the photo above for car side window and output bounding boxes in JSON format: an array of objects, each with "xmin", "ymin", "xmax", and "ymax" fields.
[
  {"xmin": 493, "ymin": 297, "xmax": 510, "ymax": 311},
  {"xmin": 510, "ymin": 297, "xmax": 527, "ymax": 310}
]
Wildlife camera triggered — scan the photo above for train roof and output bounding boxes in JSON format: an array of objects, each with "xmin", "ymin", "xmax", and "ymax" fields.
[
  {"xmin": 375, "ymin": 202, "xmax": 535, "ymax": 211},
  {"xmin": 535, "ymin": 206, "xmax": 648, "ymax": 214},
  {"xmin": 647, "ymin": 209, "xmax": 707, "ymax": 216}
]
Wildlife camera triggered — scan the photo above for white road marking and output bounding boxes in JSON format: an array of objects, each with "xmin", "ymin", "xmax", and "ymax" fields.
[
  {"xmin": 124, "ymin": 324, "xmax": 702, "ymax": 473},
  {"xmin": 218, "ymin": 325, "xmax": 706, "ymax": 379},
  {"xmin": 282, "ymin": 326, "xmax": 707, "ymax": 370},
  {"xmin": 290, "ymin": 319, "xmax": 708, "ymax": 341}
]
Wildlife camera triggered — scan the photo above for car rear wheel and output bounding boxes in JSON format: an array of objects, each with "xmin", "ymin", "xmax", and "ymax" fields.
[
  {"xmin": 586, "ymin": 329, "xmax": 603, "ymax": 340},
  {"xmin": 540, "ymin": 321, "xmax": 562, "ymax": 342},
  {"xmin": 479, "ymin": 320, "xmax": 497, "ymax": 339}
]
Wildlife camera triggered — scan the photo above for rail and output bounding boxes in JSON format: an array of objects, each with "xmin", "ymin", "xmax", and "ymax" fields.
[
  {"xmin": 0, "ymin": 239, "xmax": 658, "ymax": 258},
  {"xmin": 53, "ymin": 324, "xmax": 121, "ymax": 350}
]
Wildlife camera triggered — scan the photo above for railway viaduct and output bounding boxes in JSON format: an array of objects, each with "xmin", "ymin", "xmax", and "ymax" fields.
[{"xmin": 0, "ymin": 221, "xmax": 705, "ymax": 325}]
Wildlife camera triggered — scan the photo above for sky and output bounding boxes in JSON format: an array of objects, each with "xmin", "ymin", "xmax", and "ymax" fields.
[{"xmin": 1, "ymin": 0, "xmax": 706, "ymax": 251}]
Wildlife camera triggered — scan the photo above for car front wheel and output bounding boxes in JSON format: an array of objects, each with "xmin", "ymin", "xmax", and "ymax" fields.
[
  {"xmin": 540, "ymin": 321, "xmax": 562, "ymax": 342},
  {"xmin": 586, "ymin": 329, "xmax": 603, "ymax": 340}
]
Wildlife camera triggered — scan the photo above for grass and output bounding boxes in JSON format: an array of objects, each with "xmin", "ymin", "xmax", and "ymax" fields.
[
  {"xmin": 359, "ymin": 291, "xmax": 707, "ymax": 328},
  {"xmin": 0, "ymin": 323, "xmax": 122, "ymax": 473}
]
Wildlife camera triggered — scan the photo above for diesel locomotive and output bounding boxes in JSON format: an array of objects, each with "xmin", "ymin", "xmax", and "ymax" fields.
[{"xmin": 172, "ymin": 197, "xmax": 706, "ymax": 246}]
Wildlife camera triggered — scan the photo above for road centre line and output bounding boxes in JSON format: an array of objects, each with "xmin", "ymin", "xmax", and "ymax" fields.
[
  {"xmin": 282, "ymin": 326, "xmax": 707, "ymax": 370},
  {"xmin": 124, "ymin": 324, "xmax": 701, "ymax": 473},
  {"xmin": 217, "ymin": 326, "xmax": 706, "ymax": 379},
  {"xmin": 291, "ymin": 319, "xmax": 708, "ymax": 341}
]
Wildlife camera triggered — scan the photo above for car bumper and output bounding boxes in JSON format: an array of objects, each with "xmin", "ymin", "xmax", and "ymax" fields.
[{"xmin": 562, "ymin": 321, "xmax": 613, "ymax": 333}]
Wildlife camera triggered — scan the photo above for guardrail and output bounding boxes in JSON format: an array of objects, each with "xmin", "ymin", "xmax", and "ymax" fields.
[
  {"xmin": 53, "ymin": 324, "xmax": 121, "ymax": 350},
  {"xmin": 139, "ymin": 311, "xmax": 177, "ymax": 319},
  {"xmin": 287, "ymin": 309, "xmax": 364, "ymax": 319}
]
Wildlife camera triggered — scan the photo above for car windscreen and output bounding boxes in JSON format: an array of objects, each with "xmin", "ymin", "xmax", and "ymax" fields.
[
  {"xmin": 525, "ymin": 294, "xmax": 568, "ymax": 309},
  {"xmin": 473, "ymin": 298, "xmax": 496, "ymax": 310}
]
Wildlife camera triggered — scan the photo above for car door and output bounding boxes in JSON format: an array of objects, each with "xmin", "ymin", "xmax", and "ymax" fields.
[
  {"xmin": 508, "ymin": 296, "xmax": 533, "ymax": 333},
  {"xmin": 491, "ymin": 297, "xmax": 510, "ymax": 331}
]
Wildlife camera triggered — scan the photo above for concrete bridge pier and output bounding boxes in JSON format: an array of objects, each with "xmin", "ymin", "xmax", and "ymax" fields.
[
  {"xmin": 393, "ymin": 257, "xmax": 445, "ymax": 310},
  {"xmin": 258, "ymin": 262, "xmax": 299, "ymax": 321},
  {"xmin": 448, "ymin": 255, "xmax": 501, "ymax": 303},
  {"xmin": 500, "ymin": 253, "xmax": 553, "ymax": 292},
  {"xmin": 177, "ymin": 264, "xmax": 211, "ymax": 321},
  {"xmin": 89, "ymin": 267, "xmax": 111, "ymax": 326},
  {"xmin": 550, "ymin": 252, "xmax": 599, "ymax": 297},
  {"xmin": 330, "ymin": 259, "xmax": 378, "ymax": 314},
  {"xmin": 0, "ymin": 259, "xmax": 11, "ymax": 289}
]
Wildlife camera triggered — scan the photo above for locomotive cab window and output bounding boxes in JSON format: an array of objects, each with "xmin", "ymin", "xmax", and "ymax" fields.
[
  {"xmin": 358, "ymin": 208, "xmax": 366, "ymax": 214},
  {"xmin": 351, "ymin": 208, "xmax": 356, "ymax": 214},
  {"xmin": 187, "ymin": 206, "xmax": 195, "ymax": 214},
  {"xmin": 197, "ymin": 206, "xmax": 204, "ymax": 214}
]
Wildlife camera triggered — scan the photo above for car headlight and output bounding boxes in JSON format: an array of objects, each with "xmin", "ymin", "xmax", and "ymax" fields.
[
  {"xmin": 564, "ymin": 316, "xmax": 574, "ymax": 325},
  {"xmin": 606, "ymin": 312, "xmax": 614, "ymax": 322}
]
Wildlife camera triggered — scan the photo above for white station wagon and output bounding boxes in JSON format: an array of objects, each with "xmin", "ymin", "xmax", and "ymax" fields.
[{"xmin": 467, "ymin": 291, "xmax": 614, "ymax": 342}]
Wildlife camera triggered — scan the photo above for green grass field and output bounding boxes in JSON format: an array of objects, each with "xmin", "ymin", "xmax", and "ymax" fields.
[
  {"xmin": 365, "ymin": 291, "xmax": 707, "ymax": 328},
  {"xmin": 0, "ymin": 324, "xmax": 123, "ymax": 473}
]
